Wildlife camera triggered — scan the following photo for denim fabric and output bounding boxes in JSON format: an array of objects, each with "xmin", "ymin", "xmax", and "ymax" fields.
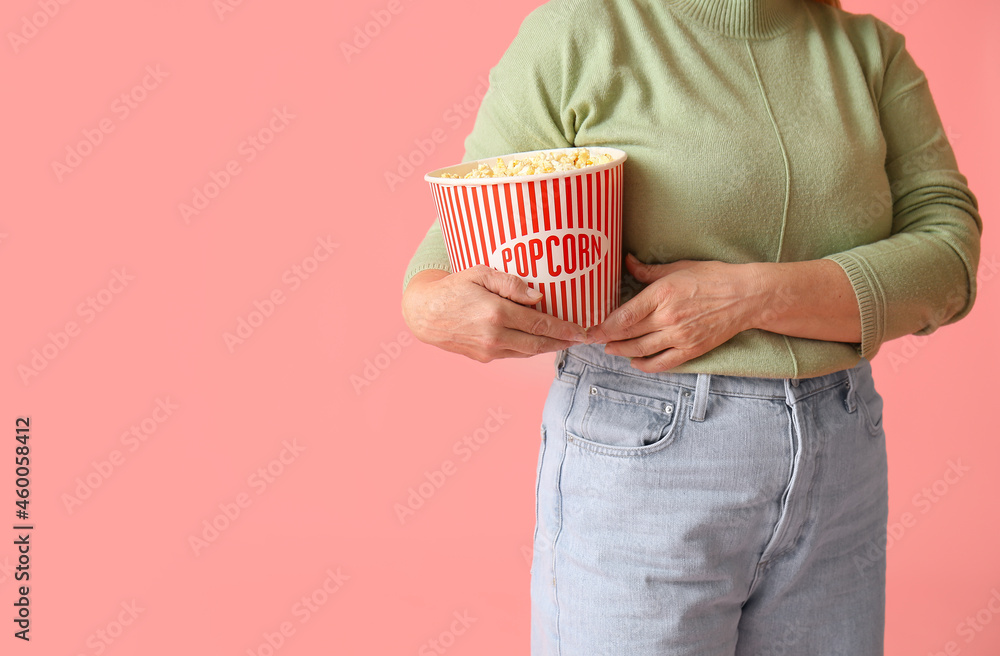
[{"xmin": 531, "ymin": 342, "xmax": 888, "ymax": 655}]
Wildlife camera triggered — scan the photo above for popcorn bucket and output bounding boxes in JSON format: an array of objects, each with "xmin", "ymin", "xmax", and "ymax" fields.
[{"xmin": 425, "ymin": 147, "xmax": 626, "ymax": 328}]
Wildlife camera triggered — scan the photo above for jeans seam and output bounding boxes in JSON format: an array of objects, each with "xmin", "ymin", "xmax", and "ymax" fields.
[
  {"xmin": 550, "ymin": 369, "xmax": 580, "ymax": 656},
  {"xmin": 533, "ymin": 425, "xmax": 546, "ymax": 546},
  {"xmin": 767, "ymin": 402, "xmax": 822, "ymax": 564},
  {"xmin": 748, "ymin": 401, "xmax": 799, "ymax": 597}
]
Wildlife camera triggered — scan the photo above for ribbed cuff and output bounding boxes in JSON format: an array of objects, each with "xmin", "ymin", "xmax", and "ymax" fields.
[
  {"xmin": 402, "ymin": 262, "xmax": 453, "ymax": 293},
  {"xmin": 824, "ymin": 252, "xmax": 884, "ymax": 360}
]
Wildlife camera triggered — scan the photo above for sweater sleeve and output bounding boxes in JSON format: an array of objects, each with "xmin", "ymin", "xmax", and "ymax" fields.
[
  {"xmin": 401, "ymin": 3, "xmax": 576, "ymax": 291},
  {"xmin": 824, "ymin": 20, "xmax": 983, "ymax": 360}
]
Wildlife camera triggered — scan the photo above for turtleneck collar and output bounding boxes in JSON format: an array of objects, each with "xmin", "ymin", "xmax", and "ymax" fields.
[{"xmin": 666, "ymin": 0, "xmax": 803, "ymax": 39}]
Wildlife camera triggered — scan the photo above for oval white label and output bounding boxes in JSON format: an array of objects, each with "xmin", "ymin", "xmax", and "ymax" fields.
[{"xmin": 488, "ymin": 229, "xmax": 609, "ymax": 283}]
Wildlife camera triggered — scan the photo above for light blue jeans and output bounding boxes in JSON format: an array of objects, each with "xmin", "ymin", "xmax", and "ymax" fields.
[{"xmin": 531, "ymin": 343, "xmax": 888, "ymax": 655}]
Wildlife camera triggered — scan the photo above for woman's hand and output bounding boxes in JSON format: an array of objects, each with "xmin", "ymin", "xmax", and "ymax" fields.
[
  {"xmin": 587, "ymin": 254, "xmax": 766, "ymax": 373},
  {"xmin": 402, "ymin": 265, "xmax": 589, "ymax": 363}
]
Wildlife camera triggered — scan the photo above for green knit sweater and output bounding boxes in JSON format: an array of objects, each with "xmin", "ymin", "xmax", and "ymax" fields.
[{"xmin": 402, "ymin": 0, "xmax": 982, "ymax": 378}]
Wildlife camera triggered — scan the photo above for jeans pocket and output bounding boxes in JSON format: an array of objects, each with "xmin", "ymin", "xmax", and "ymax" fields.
[
  {"xmin": 566, "ymin": 370, "xmax": 681, "ymax": 457},
  {"xmin": 852, "ymin": 370, "xmax": 885, "ymax": 437}
]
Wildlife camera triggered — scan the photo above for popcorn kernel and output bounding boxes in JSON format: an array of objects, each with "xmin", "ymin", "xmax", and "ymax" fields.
[{"xmin": 438, "ymin": 149, "xmax": 614, "ymax": 179}]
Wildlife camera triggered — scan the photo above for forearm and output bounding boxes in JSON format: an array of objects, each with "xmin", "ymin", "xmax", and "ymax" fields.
[{"xmin": 746, "ymin": 259, "xmax": 862, "ymax": 344}]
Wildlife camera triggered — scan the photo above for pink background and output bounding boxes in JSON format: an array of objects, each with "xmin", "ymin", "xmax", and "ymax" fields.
[{"xmin": 1, "ymin": 0, "xmax": 996, "ymax": 654}]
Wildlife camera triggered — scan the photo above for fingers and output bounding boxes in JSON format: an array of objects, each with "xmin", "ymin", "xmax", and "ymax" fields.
[
  {"xmin": 502, "ymin": 301, "xmax": 588, "ymax": 343},
  {"xmin": 586, "ymin": 292, "xmax": 657, "ymax": 344},
  {"xmin": 451, "ymin": 265, "xmax": 589, "ymax": 357},
  {"xmin": 625, "ymin": 253, "xmax": 698, "ymax": 283},
  {"xmin": 603, "ymin": 329, "xmax": 670, "ymax": 358},
  {"xmin": 410, "ymin": 264, "xmax": 590, "ymax": 363},
  {"xmin": 470, "ymin": 265, "xmax": 544, "ymax": 306},
  {"xmin": 494, "ymin": 329, "xmax": 580, "ymax": 357},
  {"xmin": 625, "ymin": 253, "xmax": 661, "ymax": 283}
]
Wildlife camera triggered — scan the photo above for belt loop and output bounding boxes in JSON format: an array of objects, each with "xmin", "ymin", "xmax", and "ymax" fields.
[
  {"xmin": 844, "ymin": 366, "xmax": 857, "ymax": 413},
  {"xmin": 690, "ymin": 374, "xmax": 711, "ymax": 422},
  {"xmin": 784, "ymin": 378, "xmax": 796, "ymax": 407}
]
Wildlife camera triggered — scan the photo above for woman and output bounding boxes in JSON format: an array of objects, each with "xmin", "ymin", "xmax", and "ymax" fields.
[{"xmin": 401, "ymin": 0, "xmax": 982, "ymax": 653}]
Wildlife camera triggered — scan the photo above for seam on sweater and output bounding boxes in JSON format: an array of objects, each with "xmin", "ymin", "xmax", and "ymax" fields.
[
  {"xmin": 745, "ymin": 40, "xmax": 799, "ymax": 377},
  {"xmin": 928, "ymin": 238, "xmax": 978, "ymax": 326},
  {"xmin": 878, "ymin": 74, "xmax": 928, "ymax": 113},
  {"xmin": 883, "ymin": 129, "xmax": 949, "ymax": 172},
  {"xmin": 744, "ymin": 41, "xmax": 791, "ymax": 264},
  {"xmin": 948, "ymin": 236, "xmax": 978, "ymax": 300},
  {"xmin": 491, "ymin": 80, "xmax": 566, "ymax": 150}
]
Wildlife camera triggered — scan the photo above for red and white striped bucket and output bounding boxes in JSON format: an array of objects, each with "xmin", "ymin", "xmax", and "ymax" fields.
[{"xmin": 425, "ymin": 147, "xmax": 626, "ymax": 328}]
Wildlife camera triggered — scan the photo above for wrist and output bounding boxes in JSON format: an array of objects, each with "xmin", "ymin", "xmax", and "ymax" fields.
[
  {"xmin": 404, "ymin": 268, "xmax": 450, "ymax": 297},
  {"xmin": 740, "ymin": 262, "xmax": 779, "ymax": 332},
  {"xmin": 402, "ymin": 269, "xmax": 449, "ymax": 333}
]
